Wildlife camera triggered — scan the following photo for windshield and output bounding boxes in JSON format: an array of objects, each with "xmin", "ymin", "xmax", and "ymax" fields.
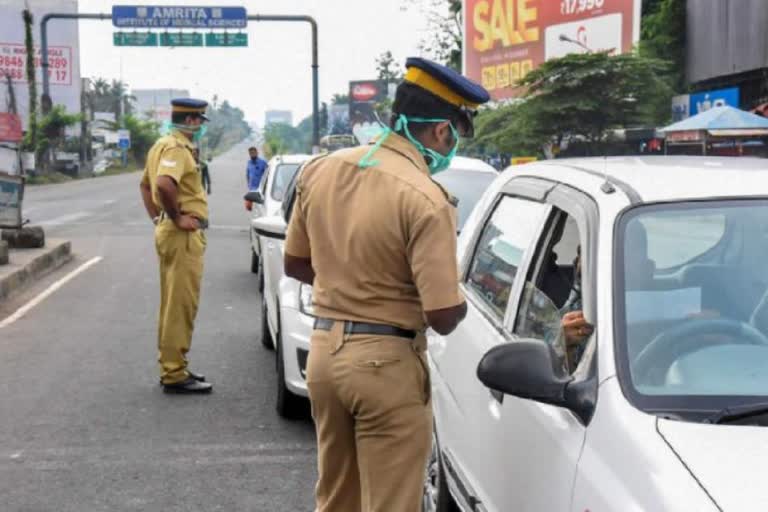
[
  {"xmin": 616, "ymin": 200, "xmax": 768, "ymax": 413},
  {"xmin": 433, "ymin": 169, "xmax": 496, "ymax": 230},
  {"xmin": 271, "ymin": 163, "xmax": 301, "ymax": 201}
]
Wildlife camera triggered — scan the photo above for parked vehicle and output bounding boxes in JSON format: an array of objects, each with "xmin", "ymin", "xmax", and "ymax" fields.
[
  {"xmin": 252, "ymin": 156, "xmax": 497, "ymax": 418},
  {"xmin": 424, "ymin": 156, "xmax": 768, "ymax": 512},
  {"xmin": 246, "ymin": 154, "xmax": 310, "ymax": 284}
]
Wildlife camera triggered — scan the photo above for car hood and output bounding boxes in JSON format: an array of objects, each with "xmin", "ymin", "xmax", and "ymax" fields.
[{"xmin": 657, "ymin": 418, "xmax": 768, "ymax": 511}]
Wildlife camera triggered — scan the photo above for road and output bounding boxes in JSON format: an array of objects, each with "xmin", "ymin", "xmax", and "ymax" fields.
[{"xmin": 0, "ymin": 141, "xmax": 317, "ymax": 511}]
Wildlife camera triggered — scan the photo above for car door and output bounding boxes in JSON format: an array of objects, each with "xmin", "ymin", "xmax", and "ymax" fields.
[
  {"xmin": 482, "ymin": 183, "xmax": 598, "ymax": 511},
  {"xmin": 429, "ymin": 190, "xmax": 553, "ymax": 510},
  {"xmin": 251, "ymin": 164, "xmax": 271, "ymax": 258}
]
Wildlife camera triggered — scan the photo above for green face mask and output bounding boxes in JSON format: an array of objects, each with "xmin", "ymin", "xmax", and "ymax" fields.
[
  {"xmin": 358, "ymin": 114, "xmax": 459, "ymax": 174},
  {"xmin": 396, "ymin": 115, "xmax": 459, "ymax": 174},
  {"xmin": 171, "ymin": 122, "xmax": 207, "ymax": 143}
]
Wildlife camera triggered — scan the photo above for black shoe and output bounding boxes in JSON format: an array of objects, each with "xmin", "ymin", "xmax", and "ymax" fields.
[
  {"xmin": 162, "ymin": 377, "xmax": 213, "ymax": 394},
  {"xmin": 188, "ymin": 370, "xmax": 206, "ymax": 382},
  {"xmin": 158, "ymin": 370, "xmax": 206, "ymax": 385}
]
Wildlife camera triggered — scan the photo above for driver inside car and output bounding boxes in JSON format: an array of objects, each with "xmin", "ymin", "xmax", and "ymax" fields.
[{"xmin": 560, "ymin": 245, "xmax": 593, "ymax": 370}]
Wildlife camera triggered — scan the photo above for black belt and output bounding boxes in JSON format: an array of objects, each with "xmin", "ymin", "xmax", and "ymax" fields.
[{"xmin": 313, "ymin": 318, "xmax": 417, "ymax": 339}]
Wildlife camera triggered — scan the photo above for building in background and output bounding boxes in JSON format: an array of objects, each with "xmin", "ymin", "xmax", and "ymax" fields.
[
  {"xmin": 685, "ymin": 0, "xmax": 768, "ymax": 116},
  {"xmin": 264, "ymin": 110, "xmax": 293, "ymax": 127},
  {"xmin": 132, "ymin": 88, "xmax": 190, "ymax": 124},
  {"xmin": 0, "ymin": 0, "xmax": 82, "ymax": 129}
]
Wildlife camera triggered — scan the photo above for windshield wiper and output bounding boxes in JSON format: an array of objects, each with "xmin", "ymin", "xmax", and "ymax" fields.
[{"xmin": 703, "ymin": 400, "xmax": 768, "ymax": 424}]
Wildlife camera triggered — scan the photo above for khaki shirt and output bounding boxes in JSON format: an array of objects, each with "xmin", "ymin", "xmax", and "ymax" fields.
[
  {"xmin": 141, "ymin": 130, "xmax": 208, "ymax": 220},
  {"xmin": 285, "ymin": 132, "xmax": 463, "ymax": 331}
]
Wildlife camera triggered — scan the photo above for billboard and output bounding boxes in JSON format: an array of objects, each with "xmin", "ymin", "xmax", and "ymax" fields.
[
  {"xmin": 671, "ymin": 87, "xmax": 741, "ymax": 122},
  {"xmin": 0, "ymin": 0, "xmax": 81, "ymax": 130},
  {"xmin": 349, "ymin": 80, "xmax": 388, "ymax": 145},
  {"xmin": 463, "ymin": 0, "xmax": 642, "ymax": 100}
]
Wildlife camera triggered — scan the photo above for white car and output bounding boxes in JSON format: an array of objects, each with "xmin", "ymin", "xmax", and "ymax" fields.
[
  {"xmin": 424, "ymin": 156, "xmax": 768, "ymax": 512},
  {"xmin": 253, "ymin": 156, "xmax": 498, "ymax": 418},
  {"xmin": 247, "ymin": 154, "xmax": 310, "ymax": 279},
  {"xmin": 246, "ymin": 154, "xmax": 310, "ymax": 348}
]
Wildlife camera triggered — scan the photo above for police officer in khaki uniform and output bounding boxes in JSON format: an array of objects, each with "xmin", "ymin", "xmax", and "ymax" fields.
[
  {"xmin": 139, "ymin": 98, "xmax": 212, "ymax": 394},
  {"xmin": 284, "ymin": 58, "xmax": 490, "ymax": 511}
]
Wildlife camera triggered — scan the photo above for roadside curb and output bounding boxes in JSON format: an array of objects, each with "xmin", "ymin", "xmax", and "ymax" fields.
[{"xmin": 0, "ymin": 240, "xmax": 73, "ymax": 302}]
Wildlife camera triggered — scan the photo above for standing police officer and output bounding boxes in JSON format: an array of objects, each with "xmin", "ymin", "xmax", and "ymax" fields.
[
  {"xmin": 139, "ymin": 98, "xmax": 212, "ymax": 394},
  {"xmin": 284, "ymin": 58, "xmax": 489, "ymax": 511}
]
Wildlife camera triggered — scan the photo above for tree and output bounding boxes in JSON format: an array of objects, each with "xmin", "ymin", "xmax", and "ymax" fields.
[
  {"xmin": 404, "ymin": 0, "xmax": 462, "ymax": 71},
  {"xmin": 35, "ymin": 105, "xmax": 81, "ymax": 155},
  {"xmin": 376, "ymin": 51, "xmax": 403, "ymax": 84},
  {"xmin": 22, "ymin": 9, "xmax": 37, "ymax": 152},
  {"xmin": 331, "ymin": 93, "xmax": 349, "ymax": 105},
  {"xmin": 640, "ymin": 0, "xmax": 687, "ymax": 95},
  {"xmin": 514, "ymin": 51, "xmax": 672, "ymax": 155}
]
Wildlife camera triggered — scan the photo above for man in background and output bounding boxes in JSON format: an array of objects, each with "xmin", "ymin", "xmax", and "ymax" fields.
[{"xmin": 245, "ymin": 146, "xmax": 267, "ymax": 211}]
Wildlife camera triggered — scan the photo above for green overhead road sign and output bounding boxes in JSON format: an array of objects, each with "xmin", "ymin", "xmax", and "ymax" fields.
[
  {"xmin": 159, "ymin": 32, "xmax": 204, "ymax": 47},
  {"xmin": 113, "ymin": 32, "xmax": 158, "ymax": 46},
  {"xmin": 205, "ymin": 32, "xmax": 248, "ymax": 47}
]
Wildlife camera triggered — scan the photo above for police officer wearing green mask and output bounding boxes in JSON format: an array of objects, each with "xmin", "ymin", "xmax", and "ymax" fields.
[{"xmin": 283, "ymin": 57, "xmax": 490, "ymax": 511}]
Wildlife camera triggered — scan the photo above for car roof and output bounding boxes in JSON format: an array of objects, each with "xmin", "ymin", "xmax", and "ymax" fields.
[
  {"xmin": 269, "ymin": 154, "xmax": 312, "ymax": 165},
  {"xmin": 449, "ymin": 156, "xmax": 497, "ymax": 174},
  {"xmin": 505, "ymin": 156, "xmax": 768, "ymax": 203}
]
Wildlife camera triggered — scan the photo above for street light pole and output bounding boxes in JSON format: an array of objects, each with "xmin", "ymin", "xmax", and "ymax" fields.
[{"xmin": 248, "ymin": 14, "xmax": 320, "ymax": 152}]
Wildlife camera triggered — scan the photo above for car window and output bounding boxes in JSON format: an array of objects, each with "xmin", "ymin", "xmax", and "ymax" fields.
[
  {"xmin": 515, "ymin": 213, "xmax": 584, "ymax": 374},
  {"xmin": 433, "ymin": 170, "xmax": 496, "ymax": 230},
  {"xmin": 281, "ymin": 167, "xmax": 303, "ymax": 223},
  {"xmin": 271, "ymin": 163, "xmax": 301, "ymax": 201},
  {"xmin": 639, "ymin": 212, "xmax": 726, "ymax": 271},
  {"xmin": 465, "ymin": 196, "xmax": 550, "ymax": 322},
  {"xmin": 259, "ymin": 165, "xmax": 270, "ymax": 195}
]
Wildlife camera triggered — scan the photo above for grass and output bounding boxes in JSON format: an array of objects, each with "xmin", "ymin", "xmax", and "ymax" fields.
[{"xmin": 26, "ymin": 172, "xmax": 73, "ymax": 185}]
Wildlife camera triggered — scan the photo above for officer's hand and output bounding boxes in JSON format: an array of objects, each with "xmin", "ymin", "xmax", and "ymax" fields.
[
  {"xmin": 175, "ymin": 214, "xmax": 200, "ymax": 231},
  {"xmin": 562, "ymin": 311, "xmax": 593, "ymax": 345}
]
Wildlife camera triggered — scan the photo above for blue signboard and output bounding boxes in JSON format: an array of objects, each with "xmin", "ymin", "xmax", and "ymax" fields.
[
  {"xmin": 690, "ymin": 87, "xmax": 740, "ymax": 116},
  {"xmin": 118, "ymin": 138, "xmax": 131, "ymax": 149},
  {"xmin": 112, "ymin": 6, "xmax": 247, "ymax": 29}
]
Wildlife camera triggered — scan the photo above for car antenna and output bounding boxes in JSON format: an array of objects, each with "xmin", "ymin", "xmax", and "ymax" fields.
[{"xmin": 600, "ymin": 154, "xmax": 616, "ymax": 194}]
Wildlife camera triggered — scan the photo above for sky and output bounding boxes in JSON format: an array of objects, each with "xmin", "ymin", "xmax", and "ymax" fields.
[{"xmin": 76, "ymin": 0, "xmax": 437, "ymax": 127}]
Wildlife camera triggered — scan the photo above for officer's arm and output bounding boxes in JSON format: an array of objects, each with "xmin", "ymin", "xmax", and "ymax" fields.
[
  {"xmin": 408, "ymin": 202, "xmax": 467, "ymax": 335},
  {"xmin": 285, "ymin": 255, "xmax": 314, "ymax": 285},
  {"xmin": 425, "ymin": 303, "xmax": 468, "ymax": 336},
  {"xmin": 139, "ymin": 169, "xmax": 159, "ymax": 219},
  {"xmin": 284, "ymin": 180, "xmax": 313, "ymax": 284},
  {"xmin": 156, "ymin": 175, "xmax": 180, "ymax": 217}
]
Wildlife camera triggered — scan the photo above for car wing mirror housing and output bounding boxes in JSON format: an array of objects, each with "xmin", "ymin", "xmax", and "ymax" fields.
[
  {"xmin": 244, "ymin": 190, "xmax": 264, "ymax": 204},
  {"xmin": 477, "ymin": 340, "xmax": 596, "ymax": 424},
  {"xmin": 252, "ymin": 215, "xmax": 287, "ymax": 240}
]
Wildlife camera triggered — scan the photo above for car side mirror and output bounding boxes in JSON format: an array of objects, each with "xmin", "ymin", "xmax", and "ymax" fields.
[
  {"xmin": 252, "ymin": 215, "xmax": 287, "ymax": 240},
  {"xmin": 478, "ymin": 340, "xmax": 571, "ymax": 404},
  {"xmin": 477, "ymin": 340, "xmax": 596, "ymax": 424},
  {"xmin": 244, "ymin": 190, "xmax": 264, "ymax": 204}
]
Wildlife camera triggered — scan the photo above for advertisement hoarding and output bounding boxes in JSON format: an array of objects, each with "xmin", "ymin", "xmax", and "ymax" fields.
[
  {"xmin": 671, "ymin": 87, "xmax": 740, "ymax": 122},
  {"xmin": 0, "ymin": 0, "xmax": 81, "ymax": 130},
  {"xmin": 349, "ymin": 80, "xmax": 388, "ymax": 145},
  {"xmin": 463, "ymin": 0, "xmax": 641, "ymax": 100}
]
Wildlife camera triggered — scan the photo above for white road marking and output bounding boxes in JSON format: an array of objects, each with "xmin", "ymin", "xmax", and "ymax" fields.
[
  {"xmin": 38, "ymin": 211, "xmax": 90, "ymax": 226},
  {"xmin": 0, "ymin": 257, "xmax": 103, "ymax": 329}
]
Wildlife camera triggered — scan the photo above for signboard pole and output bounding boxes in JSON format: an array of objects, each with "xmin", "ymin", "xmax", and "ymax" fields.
[{"xmin": 40, "ymin": 12, "xmax": 110, "ymax": 112}]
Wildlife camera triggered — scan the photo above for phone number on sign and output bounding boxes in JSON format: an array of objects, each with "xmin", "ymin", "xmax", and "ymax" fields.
[{"xmin": 0, "ymin": 44, "xmax": 72, "ymax": 85}]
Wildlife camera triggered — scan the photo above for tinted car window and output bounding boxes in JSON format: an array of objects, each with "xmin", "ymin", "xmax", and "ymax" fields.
[{"xmin": 433, "ymin": 170, "xmax": 496, "ymax": 230}]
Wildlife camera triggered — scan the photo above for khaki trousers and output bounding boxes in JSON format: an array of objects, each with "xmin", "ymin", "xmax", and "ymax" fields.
[
  {"xmin": 154, "ymin": 220, "xmax": 206, "ymax": 384},
  {"xmin": 307, "ymin": 321, "xmax": 432, "ymax": 512}
]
